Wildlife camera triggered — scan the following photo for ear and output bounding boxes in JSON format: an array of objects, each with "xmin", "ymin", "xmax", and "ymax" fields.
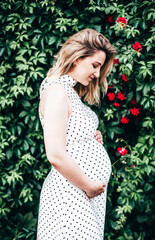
[
  {"xmin": 73, "ymin": 58, "xmax": 81, "ymax": 66},
  {"xmin": 73, "ymin": 60, "xmax": 77, "ymax": 66}
]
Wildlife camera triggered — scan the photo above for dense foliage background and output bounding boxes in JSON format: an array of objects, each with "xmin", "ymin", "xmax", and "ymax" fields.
[{"xmin": 0, "ymin": 0, "xmax": 154, "ymax": 239}]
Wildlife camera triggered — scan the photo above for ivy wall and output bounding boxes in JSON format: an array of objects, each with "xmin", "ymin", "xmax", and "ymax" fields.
[{"xmin": 0, "ymin": 0, "xmax": 154, "ymax": 239}]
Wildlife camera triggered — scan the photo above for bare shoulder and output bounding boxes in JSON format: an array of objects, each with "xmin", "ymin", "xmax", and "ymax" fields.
[
  {"xmin": 40, "ymin": 83, "xmax": 68, "ymax": 117},
  {"xmin": 43, "ymin": 83, "xmax": 67, "ymax": 99}
]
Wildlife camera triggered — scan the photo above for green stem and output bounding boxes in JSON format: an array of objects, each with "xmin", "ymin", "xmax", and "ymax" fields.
[{"xmin": 112, "ymin": 158, "xmax": 122, "ymax": 167}]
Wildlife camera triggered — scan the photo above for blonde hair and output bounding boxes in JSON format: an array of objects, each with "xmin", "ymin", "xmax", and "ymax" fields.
[{"xmin": 47, "ymin": 28, "xmax": 116, "ymax": 106}]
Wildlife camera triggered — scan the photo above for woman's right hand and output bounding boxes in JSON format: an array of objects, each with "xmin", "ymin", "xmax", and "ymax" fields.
[{"xmin": 85, "ymin": 180, "xmax": 106, "ymax": 198}]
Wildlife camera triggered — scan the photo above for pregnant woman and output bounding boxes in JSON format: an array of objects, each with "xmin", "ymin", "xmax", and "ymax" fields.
[{"xmin": 37, "ymin": 28, "xmax": 116, "ymax": 240}]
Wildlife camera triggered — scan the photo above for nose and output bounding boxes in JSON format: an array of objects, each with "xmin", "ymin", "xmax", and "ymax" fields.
[{"xmin": 94, "ymin": 69, "xmax": 100, "ymax": 78}]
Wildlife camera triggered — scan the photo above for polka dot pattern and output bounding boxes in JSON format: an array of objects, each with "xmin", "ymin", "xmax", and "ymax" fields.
[{"xmin": 37, "ymin": 75, "xmax": 112, "ymax": 240}]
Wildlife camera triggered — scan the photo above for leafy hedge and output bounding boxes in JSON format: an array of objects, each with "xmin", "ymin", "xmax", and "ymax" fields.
[{"xmin": 0, "ymin": 0, "xmax": 154, "ymax": 239}]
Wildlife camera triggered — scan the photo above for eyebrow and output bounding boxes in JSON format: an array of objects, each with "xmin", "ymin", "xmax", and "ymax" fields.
[{"xmin": 94, "ymin": 61, "xmax": 102, "ymax": 66}]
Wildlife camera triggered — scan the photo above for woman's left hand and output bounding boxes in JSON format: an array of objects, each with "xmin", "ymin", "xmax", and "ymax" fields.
[{"xmin": 94, "ymin": 130, "xmax": 104, "ymax": 145}]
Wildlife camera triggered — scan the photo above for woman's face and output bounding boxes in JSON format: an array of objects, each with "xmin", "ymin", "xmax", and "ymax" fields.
[{"xmin": 68, "ymin": 50, "xmax": 106, "ymax": 86}]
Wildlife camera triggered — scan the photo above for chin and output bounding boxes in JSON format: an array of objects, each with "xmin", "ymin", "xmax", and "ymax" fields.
[
  {"xmin": 85, "ymin": 80, "xmax": 90, "ymax": 86},
  {"xmin": 80, "ymin": 82, "xmax": 89, "ymax": 86},
  {"xmin": 80, "ymin": 79, "xmax": 90, "ymax": 86}
]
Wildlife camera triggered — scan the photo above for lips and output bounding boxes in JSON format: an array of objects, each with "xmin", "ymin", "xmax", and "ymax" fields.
[{"xmin": 89, "ymin": 76, "xmax": 94, "ymax": 81}]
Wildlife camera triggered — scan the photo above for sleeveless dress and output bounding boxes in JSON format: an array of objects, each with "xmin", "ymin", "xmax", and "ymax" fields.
[{"xmin": 37, "ymin": 74, "xmax": 112, "ymax": 240}]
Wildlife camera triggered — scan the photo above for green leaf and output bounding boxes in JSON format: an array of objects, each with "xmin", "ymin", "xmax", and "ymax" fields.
[{"xmin": 6, "ymin": 149, "xmax": 13, "ymax": 160}]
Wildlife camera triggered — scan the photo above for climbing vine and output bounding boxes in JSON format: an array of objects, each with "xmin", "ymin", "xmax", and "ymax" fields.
[{"xmin": 0, "ymin": 0, "xmax": 154, "ymax": 239}]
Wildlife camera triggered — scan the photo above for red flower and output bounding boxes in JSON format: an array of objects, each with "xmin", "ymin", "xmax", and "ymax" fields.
[
  {"xmin": 117, "ymin": 17, "xmax": 128, "ymax": 27},
  {"xmin": 106, "ymin": 16, "xmax": 114, "ymax": 23},
  {"xmin": 122, "ymin": 73, "xmax": 129, "ymax": 82},
  {"xmin": 131, "ymin": 98, "xmax": 136, "ymax": 104},
  {"xmin": 132, "ymin": 164, "xmax": 136, "ymax": 168},
  {"xmin": 130, "ymin": 107, "xmax": 140, "ymax": 116},
  {"xmin": 114, "ymin": 102, "xmax": 120, "ymax": 107},
  {"xmin": 132, "ymin": 42, "xmax": 142, "ymax": 52},
  {"xmin": 107, "ymin": 92, "xmax": 115, "ymax": 101},
  {"xmin": 117, "ymin": 147, "xmax": 128, "ymax": 155},
  {"xmin": 121, "ymin": 117, "xmax": 130, "ymax": 124},
  {"xmin": 113, "ymin": 59, "xmax": 119, "ymax": 65},
  {"xmin": 117, "ymin": 91, "xmax": 126, "ymax": 100},
  {"xmin": 108, "ymin": 83, "xmax": 113, "ymax": 89}
]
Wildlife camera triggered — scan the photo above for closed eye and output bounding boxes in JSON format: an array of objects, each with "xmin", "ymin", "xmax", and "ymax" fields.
[{"xmin": 93, "ymin": 64, "xmax": 98, "ymax": 68}]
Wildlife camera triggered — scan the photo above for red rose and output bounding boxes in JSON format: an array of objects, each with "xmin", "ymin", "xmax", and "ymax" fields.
[
  {"xmin": 108, "ymin": 83, "xmax": 113, "ymax": 89},
  {"xmin": 122, "ymin": 73, "xmax": 129, "ymax": 82},
  {"xmin": 108, "ymin": 82, "xmax": 113, "ymax": 89},
  {"xmin": 107, "ymin": 92, "xmax": 115, "ymax": 101},
  {"xmin": 130, "ymin": 107, "xmax": 140, "ymax": 116},
  {"xmin": 117, "ymin": 91, "xmax": 126, "ymax": 100},
  {"xmin": 131, "ymin": 99, "xmax": 136, "ymax": 104},
  {"xmin": 114, "ymin": 102, "xmax": 120, "ymax": 107},
  {"xmin": 113, "ymin": 59, "xmax": 119, "ymax": 65},
  {"xmin": 121, "ymin": 117, "xmax": 130, "ymax": 124},
  {"xmin": 106, "ymin": 16, "xmax": 114, "ymax": 23},
  {"xmin": 132, "ymin": 42, "xmax": 142, "ymax": 52},
  {"xmin": 117, "ymin": 147, "xmax": 128, "ymax": 155},
  {"xmin": 117, "ymin": 17, "xmax": 128, "ymax": 27}
]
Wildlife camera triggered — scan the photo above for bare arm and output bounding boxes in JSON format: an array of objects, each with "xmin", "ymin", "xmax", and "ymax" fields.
[{"xmin": 40, "ymin": 84, "xmax": 106, "ymax": 198}]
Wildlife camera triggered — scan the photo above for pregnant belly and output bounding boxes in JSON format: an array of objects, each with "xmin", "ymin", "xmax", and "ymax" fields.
[{"xmin": 66, "ymin": 139, "xmax": 112, "ymax": 184}]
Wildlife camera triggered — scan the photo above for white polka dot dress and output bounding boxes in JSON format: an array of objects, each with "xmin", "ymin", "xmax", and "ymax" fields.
[{"xmin": 37, "ymin": 75, "xmax": 112, "ymax": 240}]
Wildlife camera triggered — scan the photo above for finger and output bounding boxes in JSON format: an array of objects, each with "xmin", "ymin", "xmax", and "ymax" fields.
[
  {"xmin": 95, "ymin": 134, "xmax": 99, "ymax": 138},
  {"xmin": 96, "ymin": 131, "xmax": 101, "ymax": 136},
  {"xmin": 96, "ymin": 134, "xmax": 102, "ymax": 138},
  {"xmin": 97, "ymin": 137, "xmax": 103, "ymax": 142},
  {"xmin": 98, "ymin": 189, "xmax": 104, "ymax": 196},
  {"xmin": 99, "ymin": 185, "xmax": 106, "ymax": 190},
  {"xmin": 98, "ymin": 135, "xmax": 103, "ymax": 140},
  {"xmin": 96, "ymin": 130, "xmax": 100, "ymax": 134},
  {"xmin": 95, "ymin": 135, "xmax": 102, "ymax": 140},
  {"xmin": 95, "ymin": 131, "xmax": 101, "ymax": 137}
]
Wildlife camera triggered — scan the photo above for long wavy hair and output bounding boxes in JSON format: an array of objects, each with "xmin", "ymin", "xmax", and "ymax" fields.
[{"xmin": 47, "ymin": 28, "xmax": 116, "ymax": 106}]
